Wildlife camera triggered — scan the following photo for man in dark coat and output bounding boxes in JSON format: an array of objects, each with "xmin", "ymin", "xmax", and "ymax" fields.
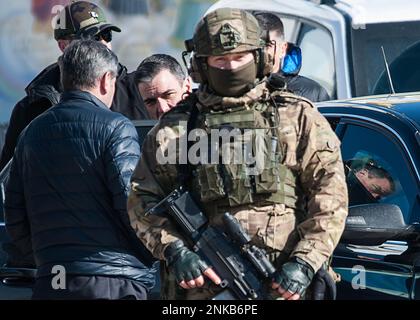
[
  {"xmin": 254, "ymin": 12, "xmax": 331, "ymax": 102},
  {"xmin": 4, "ymin": 39, "xmax": 156, "ymax": 300},
  {"xmin": 0, "ymin": 1, "xmax": 149, "ymax": 171}
]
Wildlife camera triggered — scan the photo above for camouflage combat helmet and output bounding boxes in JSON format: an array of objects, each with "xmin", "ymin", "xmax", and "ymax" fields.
[
  {"xmin": 192, "ymin": 7, "xmax": 262, "ymax": 57},
  {"xmin": 53, "ymin": 1, "xmax": 121, "ymax": 40},
  {"xmin": 186, "ymin": 7, "xmax": 273, "ymax": 87}
]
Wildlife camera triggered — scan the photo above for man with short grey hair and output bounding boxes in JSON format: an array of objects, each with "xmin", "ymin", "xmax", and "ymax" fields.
[{"xmin": 4, "ymin": 40, "xmax": 156, "ymax": 300}]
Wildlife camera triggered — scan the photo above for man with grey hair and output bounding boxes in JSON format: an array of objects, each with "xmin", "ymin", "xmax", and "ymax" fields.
[
  {"xmin": 4, "ymin": 40, "xmax": 156, "ymax": 300},
  {"xmin": 135, "ymin": 54, "xmax": 192, "ymax": 119}
]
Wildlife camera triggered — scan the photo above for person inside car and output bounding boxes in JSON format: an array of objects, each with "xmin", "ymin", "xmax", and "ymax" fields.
[{"xmin": 345, "ymin": 158, "xmax": 396, "ymax": 204}]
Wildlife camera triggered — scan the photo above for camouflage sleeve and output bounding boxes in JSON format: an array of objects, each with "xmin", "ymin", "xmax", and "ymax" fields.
[
  {"xmin": 291, "ymin": 104, "xmax": 348, "ymax": 272},
  {"xmin": 127, "ymin": 126, "xmax": 186, "ymax": 261}
]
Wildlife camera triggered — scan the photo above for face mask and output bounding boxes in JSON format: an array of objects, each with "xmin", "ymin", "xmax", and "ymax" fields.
[{"xmin": 207, "ymin": 60, "xmax": 257, "ymax": 97}]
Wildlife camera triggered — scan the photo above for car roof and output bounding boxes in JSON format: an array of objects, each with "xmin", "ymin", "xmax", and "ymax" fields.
[
  {"xmin": 207, "ymin": 0, "xmax": 420, "ymax": 24},
  {"xmin": 317, "ymin": 92, "xmax": 420, "ymax": 130}
]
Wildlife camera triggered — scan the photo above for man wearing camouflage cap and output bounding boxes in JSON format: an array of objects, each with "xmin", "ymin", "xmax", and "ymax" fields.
[
  {"xmin": 0, "ymin": 0, "xmax": 149, "ymax": 172},
  {"xmin": 128, "ymin": 8, "xmax": 348, "ymax": 300}
]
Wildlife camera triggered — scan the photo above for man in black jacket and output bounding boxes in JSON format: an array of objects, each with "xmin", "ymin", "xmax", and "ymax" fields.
[
  {"xmin": 0, "ymin": 1, "xmax": 149, "ymax": 171},
  {"xmin": 4, "ymin": 39, "xmax": 156, "ymax": 300},
  {"xmin": 254, "ymin": 12, "xmax": 331, "ymax": 102}
]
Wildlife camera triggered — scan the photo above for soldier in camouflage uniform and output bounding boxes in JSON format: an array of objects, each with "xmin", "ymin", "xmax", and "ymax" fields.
[{"xmin": 128, "ymin": 8, "xmax": 348, "ymax": 300}]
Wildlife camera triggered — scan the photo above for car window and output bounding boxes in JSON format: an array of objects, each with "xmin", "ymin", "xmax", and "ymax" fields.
[
  {"xmin": 351, "ymin": 21, "xmax": 420, "ymax": 97},
  {"xmin": 340, "ymin": 122, "xmax": 417, "ymax": 223},
  {"xmin": 297, "ymin": 23, "xmax": 336, "ymax": 99},
  {"xmin": 325, "ymin": 116, "xmax": 340, "ymax": 132},
  {"xmin": 373, "ymin": 40, "xmax": 420, "ymax": 95}
]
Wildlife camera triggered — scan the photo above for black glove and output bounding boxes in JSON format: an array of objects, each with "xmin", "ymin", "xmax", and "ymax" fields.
[
  {"xmin": 164, "ymin": 240, "xmax": 209, "ymax": 284},
  {"xmin": 273, "ymin": 257, "xmax": 315, "ymax": 297}
]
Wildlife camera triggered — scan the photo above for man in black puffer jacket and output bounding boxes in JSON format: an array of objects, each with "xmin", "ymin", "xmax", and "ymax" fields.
[
  {"xmin": 4, "ymin": 40, "xmax": 156, "ymax": 300},
  {"xmin": 0, "ymin": 1, "xmax": 149, "ymax": 171}
]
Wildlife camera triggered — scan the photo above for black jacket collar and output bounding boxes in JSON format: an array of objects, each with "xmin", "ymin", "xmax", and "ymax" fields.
[{"xmin": 60, "ymin": 90, "xmax": 109, "ymax": 110}]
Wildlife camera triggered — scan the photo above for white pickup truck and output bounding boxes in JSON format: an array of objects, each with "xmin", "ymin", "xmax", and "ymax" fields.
[{"xmin": 206, "ymin": 0, "xmax": 420, "ymax": 100}]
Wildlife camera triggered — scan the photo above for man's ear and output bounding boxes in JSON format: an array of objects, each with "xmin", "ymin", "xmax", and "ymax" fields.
[
  {"xmin": 99, "ymin": 72, "xmax": 114, "ymax": 95},
  {"xmin": 280, "ymin": 41, "xmax": 288, "ymax": 58},
  {"xmin": 57, "ymin": 39, "xmax": 71, "ymax": 53},
  {"xmin": 183, "ymin": 76, "xmax": 192, "ymax": 94}
]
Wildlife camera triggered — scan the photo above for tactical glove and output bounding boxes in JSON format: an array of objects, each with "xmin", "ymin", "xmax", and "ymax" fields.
[
  {"xmin": 273, "ymin": 257, "xmax": 315, "ymax": 297},
  {"xmin": 164, "ymin": 240, "xmax": 209, "ymax": 284}
]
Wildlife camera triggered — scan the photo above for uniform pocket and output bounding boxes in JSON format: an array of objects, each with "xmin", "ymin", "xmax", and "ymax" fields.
[
  {"xmin": 195, "ymin": 164, "xmax": 226, "ymax": 202},
  {"xmin": 260, "ymin": 206, "xmax": 299, "ymax": 252}
]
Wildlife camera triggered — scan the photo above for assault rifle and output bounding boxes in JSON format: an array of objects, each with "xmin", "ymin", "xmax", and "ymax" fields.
[{"xmin": 145, "ymin": 188, "xmax": 276, "ymax": 300}]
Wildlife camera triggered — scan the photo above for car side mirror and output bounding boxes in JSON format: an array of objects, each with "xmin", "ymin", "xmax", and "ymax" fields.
[{"xmin": 341, "ymin": 204, "xmax": 413, "ymax": 246}]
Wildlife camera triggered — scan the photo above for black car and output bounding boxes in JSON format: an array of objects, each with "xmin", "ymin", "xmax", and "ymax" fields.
[{"xmin": 318, "ymin": 93, "xmax": 420, "ymax": 300}]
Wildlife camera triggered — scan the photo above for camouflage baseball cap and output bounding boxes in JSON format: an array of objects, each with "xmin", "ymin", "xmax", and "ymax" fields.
[
  {"xmin": 53, "ymin": 1, "xmax": 121, "ymax": 40},
  {"xmin": 191, "ymin": 8, "xmax": 262, "ymax": 57}
]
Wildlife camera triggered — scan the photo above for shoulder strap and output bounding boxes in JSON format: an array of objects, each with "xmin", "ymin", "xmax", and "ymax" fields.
[
  {"xmin": 178, "ymin": 95, "xmax": 200, "ymax": 188},
  {"xmin": 270, "ymin": 90, "xmax": 315, "ymax": 109}
]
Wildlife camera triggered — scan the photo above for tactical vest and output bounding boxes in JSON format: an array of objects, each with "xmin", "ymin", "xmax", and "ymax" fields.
[{"xmin": 189, "ymin": 93, "xmax": 301, "ymax": 210}]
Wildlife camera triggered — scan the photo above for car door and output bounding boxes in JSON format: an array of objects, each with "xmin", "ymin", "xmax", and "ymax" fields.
[{"xmin": 327, "ymin": 116, "xmax": 420, "ymax": 299}]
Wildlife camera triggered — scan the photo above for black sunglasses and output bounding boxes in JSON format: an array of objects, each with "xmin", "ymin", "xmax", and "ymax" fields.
[{"xmin": 93, "ymin": 29, "xmax": 112, "ymax": 43}]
